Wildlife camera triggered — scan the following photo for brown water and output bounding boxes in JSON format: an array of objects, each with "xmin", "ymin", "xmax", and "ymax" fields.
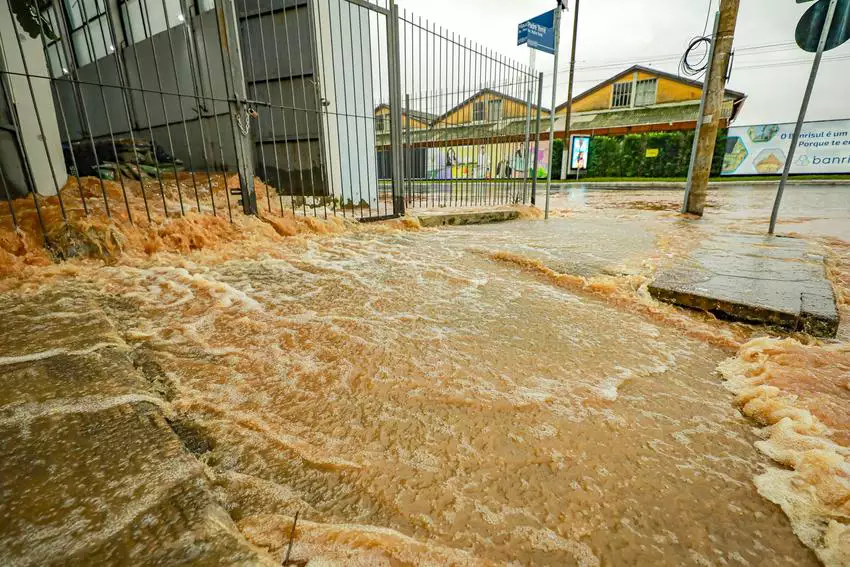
[{"xmin": 3, "ymin": 183, "xmax": 849, "ymax": 565}]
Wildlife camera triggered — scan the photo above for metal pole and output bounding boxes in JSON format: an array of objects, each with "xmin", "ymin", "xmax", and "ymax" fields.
[
  {"xmin": 682, "ymin": 11, "xmax": 720, "ymax": 213},
  {"xmin": 220, "ymin": 0, "xmax": 257, "ymax": 214},
  {"xmin": 544, "ymin": 2, "xmax": 564, "ymax": 220},
  {"xmin": 531, "ymin": 71, "xmax": 544, "ymax": 206},
  {"xmin": 387, "ymin": 0, "xmax": 405, "ymax": 217},
  {"xmin": 522, "ymin": 50, "xmax": 535, "ymax": 202},
  {"xmin": 769, "ymin": 0, "xmax": 838, "ymax": 234},
  {"xmin": 561, "ymin": 0, "xmax": 580, "ymax": 182}
]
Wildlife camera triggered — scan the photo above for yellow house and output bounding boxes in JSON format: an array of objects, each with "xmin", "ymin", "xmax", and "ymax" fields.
[
  {"xmin": 374, "ymin": 104, "xmax": 435, "ymax": 133},
  {"xmin": 554, "ymin": 65, "xmax": 746, "ymax": 136},
  {"xmin": 432, "ymin": 88, "xmax": 550, "ymax": 128}
]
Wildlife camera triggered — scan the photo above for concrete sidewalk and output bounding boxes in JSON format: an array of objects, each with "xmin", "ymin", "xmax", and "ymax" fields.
[
  {"xmin": 412, "ymin": 208, "xmax": 520, "ymax": 227},
  {"xmin": 0, "ymin": 291, "xmax": 276, "ymax": 565},
  {"xmin": 649, "ymin": 234, "xmax": 839, "ymax": 337}
]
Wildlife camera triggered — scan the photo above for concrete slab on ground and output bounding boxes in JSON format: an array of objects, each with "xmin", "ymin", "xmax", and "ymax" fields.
[
  {"xmin": 413, "ymin": 208, "xmax": 520, "ymax": 228},
  {"xmin": 649, "ymin": 234, "xmax": 839, "ymax": 337},
  {"xmin": 0, "ymin": 292, "xmax": 275, "ymax": 566}
]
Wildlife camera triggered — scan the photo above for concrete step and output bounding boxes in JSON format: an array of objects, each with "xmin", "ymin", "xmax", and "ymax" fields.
[
  {"xmin": 0, "ymin": 291, "xmax": 276, "ymax": 566},
  {"xmin": 649, "ymin": 234, "xmax": 839, "ymax": 338}
]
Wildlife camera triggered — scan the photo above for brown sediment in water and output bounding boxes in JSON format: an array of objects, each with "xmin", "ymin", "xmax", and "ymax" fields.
[
  {"xmin": 0, "ymin": 174, "xmax": 431, "ymax": 282},
  {"xmin": 2, "ymin": 186, "xmax": 846, "ymax": 564},
  {"xmin": 719, "ymin": 338, "xmax": 850, "ymax": 566}
]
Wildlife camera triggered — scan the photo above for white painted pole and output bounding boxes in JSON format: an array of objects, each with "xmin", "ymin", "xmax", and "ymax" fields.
[{"xmin": 544, "ymin": 2, "xmax": 564, "ymax": 220}]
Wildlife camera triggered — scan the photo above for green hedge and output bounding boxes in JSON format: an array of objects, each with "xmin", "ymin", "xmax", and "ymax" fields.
[
  {"xmin": 551, "ymin": 139, "xmax": 564, "ymax": 180},
  {"xmin": 586, "ymin": 130, "xmax": 727, "ymax": 178}
]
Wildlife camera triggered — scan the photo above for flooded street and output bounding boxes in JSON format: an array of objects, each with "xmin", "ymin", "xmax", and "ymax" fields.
[{"xmin": 2, "ymin": 184, "xmax": 848, "ymax": 565}]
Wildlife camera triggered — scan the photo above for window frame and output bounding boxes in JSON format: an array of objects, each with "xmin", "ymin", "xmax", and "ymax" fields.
[
  {"xmin": 611, "ymin": 82, "xmax": 632, "ymax": 109},
  {"xmin": 487, "ymin": 99, "xmax": 503, "ymax": 122},
  {"xmin": 472, "ymin": 101, "xmax": 486, "ymax": 122},
  {"xmin": 634, "ymin": 78, "xmax": 658, "ymax": 107},
  {"xmin": 62, "ymin": 0, "xmax": 115, "ymax": 67},
  {"xmin": 40, "ymin": 5, "xmax": 70, "ymax": 77}
]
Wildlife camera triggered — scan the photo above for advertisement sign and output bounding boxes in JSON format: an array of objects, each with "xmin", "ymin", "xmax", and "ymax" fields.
[
  {"xmin": 722, "ymin": 119, "xmax": 850, "ymax": 175},
  {"xmin": 517, "ymin": 10, "xmax": 556, "ymax": 55},
  {"xmin": 426, "ymin": 141, "xmax": 550, "ymax": 180},
  {"xmin": 569, "ymin": 135, "xmax": 590, "ymax": 170}
]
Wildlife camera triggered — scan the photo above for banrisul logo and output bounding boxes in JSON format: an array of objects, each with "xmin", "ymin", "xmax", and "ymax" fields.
[{"xmin": 796, "ymin": 0, "xmax": 850, "ymax": 52}]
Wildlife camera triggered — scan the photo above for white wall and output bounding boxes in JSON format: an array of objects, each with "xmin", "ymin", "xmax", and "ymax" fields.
[
  {"xmin": 313, "ymin": 0, "xmax": 379, "ymax": 208},
  {"xmin": 0, "ymin": 3, "xmax": 68, "ymax": 196}
]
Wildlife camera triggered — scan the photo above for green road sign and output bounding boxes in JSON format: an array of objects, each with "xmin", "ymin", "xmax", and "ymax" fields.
[{"xmin": 796, "ymin": 0, "xmax": 850, "ymax": 52}]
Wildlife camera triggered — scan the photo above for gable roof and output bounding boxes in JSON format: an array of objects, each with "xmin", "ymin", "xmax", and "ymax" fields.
[
  {"xmin": 555, "ymin": 64, "xmax": 747, "ymax": 113},
  {"xmin": 374, "ymin": 104, "xmax": 438, "ymax": 125},
  {"xmin": 432, "ymin": 88, "xmax": 551, "ymax": 124}
]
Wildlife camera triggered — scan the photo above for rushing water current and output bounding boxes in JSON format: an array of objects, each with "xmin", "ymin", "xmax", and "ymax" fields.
[{"xmin": 2, "ymin": 184, "xmax": 849, "ymax": 565}]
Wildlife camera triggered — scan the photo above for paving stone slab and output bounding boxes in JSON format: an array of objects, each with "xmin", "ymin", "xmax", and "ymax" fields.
[
  {"xmin": 414, "ymin": 209, "xmax": 520, "ymax": 227},
  {"xmin": 649, "ymin": 234, "xmax": 839, "ymax": 337},
  {"xmin": 0, "ymin": 291, "xmax": 276, "ymax": 566}
]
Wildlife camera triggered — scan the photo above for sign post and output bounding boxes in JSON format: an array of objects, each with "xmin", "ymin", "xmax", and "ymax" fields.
[
  {"xmin": 769, "ymin": 0, "xmax": 848, "ymax": 233},
  {"xmin": 518, "ymin": 3, "xmax": 565, "ymax": 219}
]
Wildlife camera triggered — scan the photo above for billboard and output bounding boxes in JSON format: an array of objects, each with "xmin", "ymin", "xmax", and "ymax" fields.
[
  {"xmin": 569, "ymin": 135, "xmax": 590, "ymax": 170},
  {"xmin": 722, "ymin": 119, "xmax": 850, "ymax": 175},
  {"xmin": 426, "ymin": 141, "xmax": 550, "ymax": 180}
]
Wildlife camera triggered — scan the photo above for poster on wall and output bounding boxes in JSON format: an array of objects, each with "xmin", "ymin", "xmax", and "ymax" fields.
[
  {"xmin": 722, "ymin": 119, "xmax": 850, "ymax": 175},
  {"xmin": 426, "ymin": 142, "xmax": 550, "ymax": 180},
  {"xmin": 569, "ymin": 135, "xmax": 590, "ymax": 171}
]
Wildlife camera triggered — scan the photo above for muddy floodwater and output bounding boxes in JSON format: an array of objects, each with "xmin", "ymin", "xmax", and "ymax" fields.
[{"xmin": 2, "ymin": 184, "xmax": 849, "ymax": 565}]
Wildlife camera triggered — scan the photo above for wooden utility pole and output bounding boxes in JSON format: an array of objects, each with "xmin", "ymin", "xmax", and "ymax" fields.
[
  {"xmin": 561, "ymin": 0, "xmax": 580, "ymax": 180},
  {"xmin": 682, "ymin": 0, "xmax": 740, "ymax": 216}
]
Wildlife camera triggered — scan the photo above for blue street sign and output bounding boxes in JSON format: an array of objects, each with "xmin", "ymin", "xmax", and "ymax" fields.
[{"xmin": 518, "ymin": 10, "xmax": 556, "ymax": 55}]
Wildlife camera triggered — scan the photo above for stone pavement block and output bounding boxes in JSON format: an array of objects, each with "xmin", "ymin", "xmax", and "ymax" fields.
[
  {"xmin": 649, "ymin": 234, "xmax": 839, "ymax": 337},
  {"xmin": 0, "ymin": 289, "xmax": 277, "ymax": 566},
  {"xmin": 414, "ymin": 209, "xmax": 520, "ymax": 227},
  {"xmin": 0, "ymin": 349, "xmax": 152, "ymax": 408},
  {"xmin": 0, "ymin": 291, "xmax": 122, "ymax": 361},
  {"xmin": 0, "ymin": 402, "xmax": 273, "ymax": 566}
]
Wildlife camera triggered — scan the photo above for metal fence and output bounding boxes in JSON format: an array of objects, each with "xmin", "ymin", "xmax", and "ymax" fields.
[{"xmin": 0, "ymin": 0, "xmax": 544, "ymax": 242}]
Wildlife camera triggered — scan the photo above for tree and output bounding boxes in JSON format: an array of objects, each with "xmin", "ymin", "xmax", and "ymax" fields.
[{"xmin": 10, "ymin": 0, "xmax": 57, "ymax": 40}]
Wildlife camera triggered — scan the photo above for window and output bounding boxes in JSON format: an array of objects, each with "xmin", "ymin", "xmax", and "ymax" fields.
[
  {"xmin": 611, "ymin": 82, "xmax": 632, "ymax": 108},
  {"xmin": 65, "ymin": 0, "xmax": 113, "ymax": 66},
  {"xmin": 472, "ymin": 101, "xmax": 485, "ymax": 122},
  {"xmin": 634, "ymin": 79, "xmax": 657, "ymax": 107},
  {"xmin": 487, "ymin": 99, "xmax": 503, "ymax": 121},
  {"xmin": 120, "ymin": 0, "xmax": 186, "ymax": 44},
  {"xmin": 63, "ymin": 0, "xmax": 114, "ymax": 67},
  {"xmin": 41, "ymin": 6, "xmax": 69, "ymax": 77},
  {"xmin": 376, "ymin": 116, "xmax": 387, "ymax": 132}
]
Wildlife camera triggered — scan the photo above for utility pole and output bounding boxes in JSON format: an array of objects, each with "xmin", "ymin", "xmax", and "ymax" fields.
[
  {"xmin": 544, "ymin": 0, "xmax": 566, "ymax": 220},
  {"xmin": 560, "ymin": 0, "xmax": 580, "ymax": 182},
  {"xmin": 682, "ymin": 0, "xmax": 740, "ymax": 216}
]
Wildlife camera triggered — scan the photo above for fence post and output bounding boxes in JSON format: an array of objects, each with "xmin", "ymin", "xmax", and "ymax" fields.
[
  {"xmin": 522, "ymin": 72, "xmax": 535, "ymax": 203},
  {"xmin": 405, "ymin": 93, "xmax": 413, "ymax": 205},
  {"xmin": 530, "ymin": 72, "xmax": 544, "ymax": 206},
  {"xmin": 386, "ymin": 0, "xmax": 405, "ymax": 217},
  {"xmin": 219, "ymin": 0, "xmax": 258, "ymax": 215}
]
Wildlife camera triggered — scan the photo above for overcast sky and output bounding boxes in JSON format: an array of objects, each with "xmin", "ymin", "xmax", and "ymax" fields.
[{"xmin": 393, "ymin": 0, "xmax": 850, "ymax": 125}]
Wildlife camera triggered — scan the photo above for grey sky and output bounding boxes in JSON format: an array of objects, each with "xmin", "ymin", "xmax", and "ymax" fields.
[{"xmin": 394, "ymin": 0, "xmax": 850, "ymax": 125}]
